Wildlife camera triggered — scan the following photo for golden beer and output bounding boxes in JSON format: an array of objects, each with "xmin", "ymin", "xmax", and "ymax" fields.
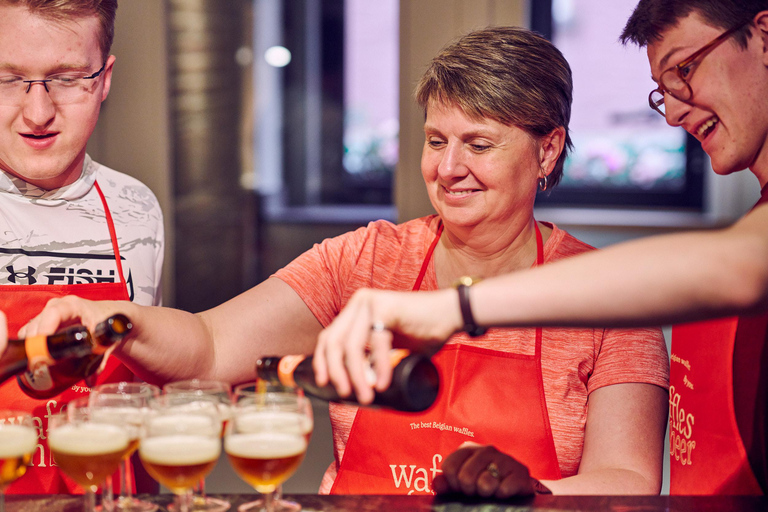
[
  {"xmin": 0, "ymin": 424, "xmax": 37, "ymax": 487},
  {"xmin": 48, "ymin": 424, "xmax": 129, "ymax": 490},
  {"xmin": 225, "ymin": 432, "xmax": 306, "ymax": 493},
  {"xmin": 139, "ymin": 435, "xmax": 220, "ymax": 493}
]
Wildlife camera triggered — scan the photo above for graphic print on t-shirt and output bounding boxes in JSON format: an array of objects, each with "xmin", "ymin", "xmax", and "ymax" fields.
[{"xmin": 0, "ymin": 247, "xmax": 134, "ymax": 300}]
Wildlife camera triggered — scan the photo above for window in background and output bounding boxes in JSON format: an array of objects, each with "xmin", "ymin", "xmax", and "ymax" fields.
[
  {"xmin": 254, "ymin": 0, "xmax": 398, "ymax": 217},
  {"xmin": 533, "ymin": 0, "xmax": 705, "ymax": 210}
]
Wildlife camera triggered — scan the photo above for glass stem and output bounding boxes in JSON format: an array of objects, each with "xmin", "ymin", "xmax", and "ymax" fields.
[
  {"xmin": 176, "ymin": 489, "xmax": 194, "ymax": 512},
  {"xmin": 120, "ymin": 457, "xmax": 131, "ymax": 500},
  {"xmin": 264, "ymin": 490, "xmax": 275, "ymax": 512},
  {"xmin": 197, "ymin": 477, "xmax": 206, "ymax": 497},
  {"xmin": 1, "ymin": 490, "xmax": 5, "ymax": 512},
  {"xmin": 84, "ymin": 489, "xmax": 96, "ymax": 512},
  {"xmin": 103, "ymin": 475, "xmax": 114, "ymax": 511}
]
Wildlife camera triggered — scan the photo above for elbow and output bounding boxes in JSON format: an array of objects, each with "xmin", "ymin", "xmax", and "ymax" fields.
[{"xmin": 712, "ymin": 233, "xmax": 768, "ymax": 314}]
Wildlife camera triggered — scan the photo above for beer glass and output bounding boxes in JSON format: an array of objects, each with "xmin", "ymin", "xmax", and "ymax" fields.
[
  {"xmin": 140, "ymin": 396, "xmax": 221, "ymax": 512},
  {"xmin": 232, "ymin": 384, "xmax": 312, "ymax": 512},
  {"xmin": 163, "ymin": 379, "xmax": 232, "ymax": 512},
  {"xmin": 0, "ymin": 410, "xmax": 36, "ymax": 512},
  {"xmin": 49, "ymin": 407, "xmax": 130, "ymax": 512},
  {"xmin": 226, "ymin": 387, "xmax": 311, "ymax": 512},
  {"xmin": 90, "ymin": 382, "xmax": 161, "ymax": 512}
]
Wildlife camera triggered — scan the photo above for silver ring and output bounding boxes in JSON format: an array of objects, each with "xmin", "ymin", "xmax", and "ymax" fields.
[
  {"xmin": 486, "ymin": 462, "xmax": 500, "ymax": 480},
  {"xmin": 371, "ymin": 321, "xmax": 388, "ymax": 333}
]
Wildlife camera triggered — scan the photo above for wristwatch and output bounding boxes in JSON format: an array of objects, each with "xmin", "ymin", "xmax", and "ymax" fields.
[{"xmin": 454, "ymin": 276, "xmax": 487, "ymax": 337}]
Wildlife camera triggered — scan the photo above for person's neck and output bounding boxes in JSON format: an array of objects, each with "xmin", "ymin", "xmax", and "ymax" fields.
[{"xmin": 433, "ymin": 219, "xmax": 549, "ymax": 289}]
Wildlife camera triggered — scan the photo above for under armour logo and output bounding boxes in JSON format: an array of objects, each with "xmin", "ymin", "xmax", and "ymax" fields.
[{"xmin": 6, "ymin": 265, "xmax": 37, "ymax": 285}]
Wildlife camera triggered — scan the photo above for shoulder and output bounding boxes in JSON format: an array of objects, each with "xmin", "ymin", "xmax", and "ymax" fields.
[
  {"xmin": 541, "ymin": 221, "xmax": 596, "ymax": 262},
  {"xmin": 92, "ymin": 162, "xmax": 162, "ymax": 210}
]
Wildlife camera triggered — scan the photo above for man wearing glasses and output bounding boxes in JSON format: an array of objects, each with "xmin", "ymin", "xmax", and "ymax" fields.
[
  {"xmin": 310, "ymin": 0, "xmax": 768, "ymax": 498},
  {"xmin": 0, "ymin": 0, "xmax": 163, "ymax": 495}
]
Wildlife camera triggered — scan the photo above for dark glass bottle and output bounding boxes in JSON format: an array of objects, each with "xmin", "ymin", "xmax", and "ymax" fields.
[
  {"xmin": 0, "ymin": 315, "xmax": 133, "ymax": 399},
  {"xmin": 255, "ymin": 350, "xmax": 440, "ymax": 412}
]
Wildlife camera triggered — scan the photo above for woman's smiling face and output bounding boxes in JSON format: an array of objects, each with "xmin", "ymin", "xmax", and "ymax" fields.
[{"xmin": 421, "ymin": 101, "xmax": 543, "ymax": 231}]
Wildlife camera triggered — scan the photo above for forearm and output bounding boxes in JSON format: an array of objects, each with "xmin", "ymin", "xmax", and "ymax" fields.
[
  {"xmin": 541, "ymin": 467, "xmax": 660, "ymax": 495},
  {"xmin": 113, "ymin": 302, "xmax": 217, "ymax": 385},
  {"xmin": 472, "ymin": 225, "xmax": 768, "ymax": 329}
]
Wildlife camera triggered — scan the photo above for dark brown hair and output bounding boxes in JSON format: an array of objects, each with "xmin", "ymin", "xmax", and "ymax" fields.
[{"xmin": 620, "ymin": 0, "xmax": 768, "ymax": 49}]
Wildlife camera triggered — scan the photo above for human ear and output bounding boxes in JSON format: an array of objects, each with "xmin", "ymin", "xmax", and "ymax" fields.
[
  {"xmin": 538, "ymin": 126, "xmax": 566, "ymax": 176},
  {"xmin": 101, "ymin": 55, "xmax": 116, "ymax": 102},
  {"xmin": 753, "ymin": 11, "xmax": 768, "ymax": 65}
]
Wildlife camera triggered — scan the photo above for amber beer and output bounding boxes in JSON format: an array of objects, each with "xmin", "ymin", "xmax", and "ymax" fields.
[
  {"xmin": 139, "ymin": 435, "xmax": 221, "ymax": 493},
  {"xmin": 48, "ymin": 423, "xmax": 129, "ymax": 490},
  {"xmin": 0, "ymin": 424, "xmax": 37, "ymax": 487},
  {"xmin": 225, "ymin": 431, "xmax": 307, "ymax": 493}
]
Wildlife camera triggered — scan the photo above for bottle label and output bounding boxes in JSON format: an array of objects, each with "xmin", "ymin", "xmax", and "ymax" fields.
[
  {"xmin": 277, "ymin": 355, "xmax": 306, "ymax": 388},
  {"xmin": 19, "ymin": 365, "xmax": 55, "ymax": 392},
  {"xmin": 24, "ymin": 334, "xmax": 54, "ymax": 371}
]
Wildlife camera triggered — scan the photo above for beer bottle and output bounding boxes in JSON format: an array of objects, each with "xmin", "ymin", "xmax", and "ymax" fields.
[
  {"xmin": 255, "ymin": 350, "xmax": 439, "ymax": 412},
  {"xmin": 0, "ymin": 315, "xmax": 132, "ymax": 398}
]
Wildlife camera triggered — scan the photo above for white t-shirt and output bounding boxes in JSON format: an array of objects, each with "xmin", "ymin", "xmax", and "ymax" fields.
[{"xmin": 0, "ymin": 155, "xmax": 163, "ymax": 306}]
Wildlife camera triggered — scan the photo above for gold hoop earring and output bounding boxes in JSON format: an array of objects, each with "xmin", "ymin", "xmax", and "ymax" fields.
[{"xmin": 538, "ymin": 175, "xmax": 548, "ymax": 192}]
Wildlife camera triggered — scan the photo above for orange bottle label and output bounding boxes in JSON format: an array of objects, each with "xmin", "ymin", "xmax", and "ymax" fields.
[
  {"xmin": 24, "ymin": 335, "xmax": 54, "ymax": 371},
  {"xmin": 277, "ymin": 355, "xmax": 306, "ymax": 388}
]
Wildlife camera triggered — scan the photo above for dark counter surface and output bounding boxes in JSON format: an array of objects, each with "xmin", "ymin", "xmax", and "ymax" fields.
[{"xmin": 4, "ymin": 493, "xmax": 768, "ymax": 512}]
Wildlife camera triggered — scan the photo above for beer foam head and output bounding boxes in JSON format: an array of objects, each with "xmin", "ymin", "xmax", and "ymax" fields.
[
  {"xmin": 49, "ymin": 424, "xmax": 129, "ymax": 455},
  {"xmin": 233, "ymin": 410, "xmax": 311, "ymax": 435},
  {"xmin": 0, "ymin": 424, "xmax": 37, "ymax": 457},
  {"xmin": 225, "ymin": 432, "xmax": 307, "ymax": 459},
  {"xmin": 140, "ymin": 435, "xmax": 221, "ymax": 465}
]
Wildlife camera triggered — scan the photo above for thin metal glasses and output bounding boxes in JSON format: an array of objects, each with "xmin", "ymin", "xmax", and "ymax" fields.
[
  {"xmin": 0, "ymin": 62, "xmax": 106, "ymax": 106},
  {"xmin": 649, "ymin": 22, "xmax": 748, "ymax": 117}
]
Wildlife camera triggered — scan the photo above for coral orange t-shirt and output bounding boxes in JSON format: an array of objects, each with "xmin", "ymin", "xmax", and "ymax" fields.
[{"xmin": 275, "ymin": 215, "xmax": 669, "ymax": 493}]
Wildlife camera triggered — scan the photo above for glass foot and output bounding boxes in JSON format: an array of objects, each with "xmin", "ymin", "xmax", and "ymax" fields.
[
  {"xmin": 115, "ymin": 496, "xmax": 160, "ymax": 512},
  {"xmin": 168, "ymin": 495, "xmax": 231, "ymax": 512},
  {"xmin": 237, "ymin": 498, "xmax": 301, "ymax": 512}
]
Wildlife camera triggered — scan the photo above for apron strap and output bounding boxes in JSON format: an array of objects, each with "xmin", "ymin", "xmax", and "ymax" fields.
[{"xmin": 94, "ymin": 181, "xmax": 127, "ymax": 287}]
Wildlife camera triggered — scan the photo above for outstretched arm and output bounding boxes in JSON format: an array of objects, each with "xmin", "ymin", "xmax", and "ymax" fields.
[
  {"xmin": 19, "ymin": 277, "xmax": 322, "ymax": 386},
  {"xmin": 316, "ymin": 203, "xmax": 768, "ymax": 401}
]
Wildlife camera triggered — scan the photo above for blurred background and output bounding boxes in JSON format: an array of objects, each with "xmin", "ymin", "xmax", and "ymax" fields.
[{"xmin": 87, "ymin": 0, "xmax": 760, "ymax": 496}]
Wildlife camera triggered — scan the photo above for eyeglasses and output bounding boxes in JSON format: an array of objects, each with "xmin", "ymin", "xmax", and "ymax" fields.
[
  {"xmin": 649, "ymin": 22, "xmax": 748, "ymax": 117},
  {"xmin": 0, "ymin": 62, "xmax": 106, "ymax": 106}
]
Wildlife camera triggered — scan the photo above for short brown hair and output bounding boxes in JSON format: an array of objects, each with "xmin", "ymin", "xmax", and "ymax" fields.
[
  {"xmin": 415, "ymin": 26, "xmax": 573, "ymax": 187},
  {"xmin": 1, "ymin": 0, "xmax": 118, "ymax": 61},
  {"xmin": 620, "ymin": 0, "xmax": 768, "ymax": 49}
]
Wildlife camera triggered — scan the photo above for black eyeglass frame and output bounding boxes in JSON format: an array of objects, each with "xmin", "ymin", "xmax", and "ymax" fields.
[
  {"xmin": 648, "ymin": 21, "xmax": 749, "ymax": 116},
  {"xmin": 21, "ymin": 61, "xmax": 107, "ymax": 94}
]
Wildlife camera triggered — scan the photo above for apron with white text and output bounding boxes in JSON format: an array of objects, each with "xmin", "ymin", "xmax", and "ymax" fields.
[
  {"xmin": 669, "ymin": 190, "xmax": 768, "ymax": 495},
  {"xmin": 0, "ymin": 181, "xmax": 135, "ymax": 494},
  {"xmin": 331, "ymin": 222, "xmax": 561, "ymax": 494}
]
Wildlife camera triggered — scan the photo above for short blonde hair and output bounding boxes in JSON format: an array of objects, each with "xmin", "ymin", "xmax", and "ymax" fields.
[
  {"xmin": 2, "ymin": 0, "xmax": 118, "ymax": 61},
  {"xmin": 416, "ymin": 26, "xmax": 573, "ymax": 187}
]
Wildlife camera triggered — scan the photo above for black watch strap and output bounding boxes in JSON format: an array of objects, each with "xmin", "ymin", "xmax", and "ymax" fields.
[{"xmin": 457, "ymin": 283, "xmax": 487, "ymax": 337}]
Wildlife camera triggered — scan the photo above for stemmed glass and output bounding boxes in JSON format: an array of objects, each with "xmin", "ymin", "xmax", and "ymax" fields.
[
  {"xmin": 49, "ymin": 403, "xmax": 130, "ymax": 512},
  {"xmin": 227, "ymin": 384, "xmax": 312, "ymax": 512},
  {"xmin": 163, "ymin": 379, "xmax": 232, "ymax": 512},
  {"xmin": 90, "ymin": 382, "xmax": 161, "ymax": 512},
  {"xmin": 140, "ymin": 395, "xmax": 221, "ymax": 512},
  {"xmin": 0, "ymin": 410, "xmax": 37, "ymax": 512}
]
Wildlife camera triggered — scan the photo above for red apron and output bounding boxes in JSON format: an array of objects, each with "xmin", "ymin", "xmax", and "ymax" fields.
[
  {"xmin": 0, "ymin": 181, "xmax": 135, "ymax": 494},
  {"xmin": 330, "ymin": 222, "xmax": 561, "ymax": 494},
  {"xmin": 669, "ymin": 191, "xmax": 768, "ymax": 495}
]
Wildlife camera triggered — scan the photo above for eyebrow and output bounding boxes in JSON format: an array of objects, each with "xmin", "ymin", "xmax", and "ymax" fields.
[{"xmin": 0, "ymin": 62, "xmax": 93, "ymax": 75}]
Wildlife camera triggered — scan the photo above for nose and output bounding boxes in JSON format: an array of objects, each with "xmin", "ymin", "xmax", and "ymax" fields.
[
  {"xmin": 21, "ymin": 82, "xmax": 56, "ymax": 129},
  {"xmin": 436, "ymin": 141, "xmax": 469, "ymax": 180},
  {"xmin": 663, "ymin": 92, "xmax": 691, "ymax": 127}
]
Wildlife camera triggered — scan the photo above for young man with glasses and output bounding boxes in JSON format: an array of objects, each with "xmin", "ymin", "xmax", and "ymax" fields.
[
  {"xmin": 0, "ymin": 0, "xmax": 163, "ymax": 495},
  {"xmin": 310, "ymin": 0, "xmax": 768, "ymax": 497}
]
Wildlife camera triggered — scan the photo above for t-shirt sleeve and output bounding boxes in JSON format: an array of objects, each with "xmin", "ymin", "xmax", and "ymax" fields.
[
  {"xmin": 588, "ymin": 326, "xmax": 670, "ymax": 393},
  {"xmin": 273, "ymin": 226, "xmax": 368, "ymax": 328}
]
